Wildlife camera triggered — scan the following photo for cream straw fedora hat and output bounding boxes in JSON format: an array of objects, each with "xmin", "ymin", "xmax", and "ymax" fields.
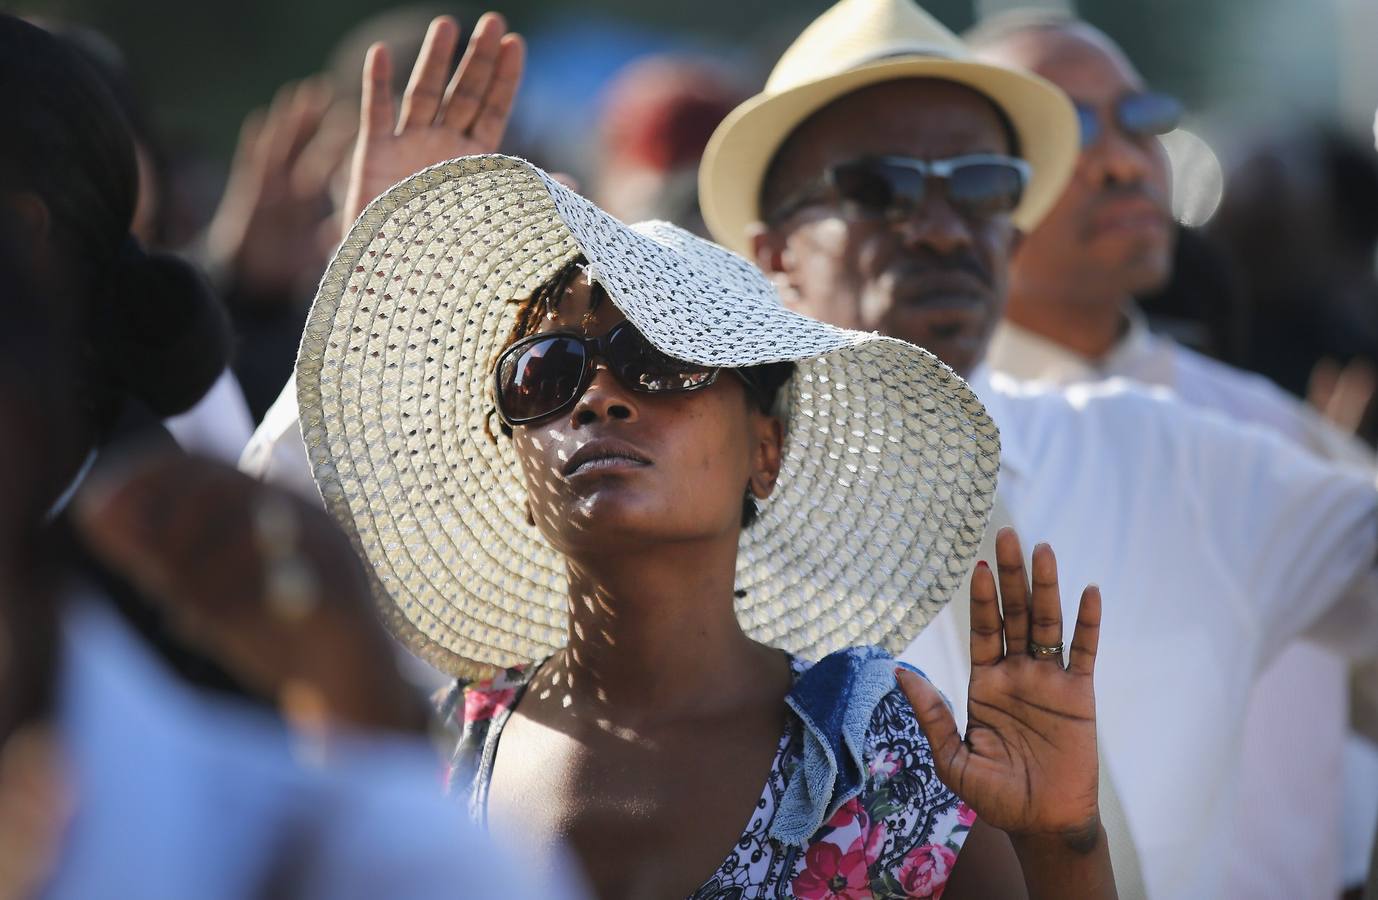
[
  {"xmin": 296, "ymin": 155, "xmax": 999, "ymax": 678},
  {"xmin": 699, "ymin": 0, "xmax": 1079, "ymax": 257}
]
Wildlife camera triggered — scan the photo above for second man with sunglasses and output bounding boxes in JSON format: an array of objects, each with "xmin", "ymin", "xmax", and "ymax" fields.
[{"xmin": 969, "ymin": 13, "xmax": 1378, "ymax": 900}]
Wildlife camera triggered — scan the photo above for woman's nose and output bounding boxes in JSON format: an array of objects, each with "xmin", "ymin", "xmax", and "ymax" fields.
[{"xmin": 571, "ymin": 363, "xmax": 638, "ymax": 426}]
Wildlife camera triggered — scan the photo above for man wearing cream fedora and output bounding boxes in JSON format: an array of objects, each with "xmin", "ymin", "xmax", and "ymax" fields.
[{"xmin": 700, "ymin": 0, "xmax": 1378, "ymax": 897}]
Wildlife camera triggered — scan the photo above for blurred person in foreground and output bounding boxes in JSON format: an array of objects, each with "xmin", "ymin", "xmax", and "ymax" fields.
[
  {"xmin": 2, "ymin": 11, "xmax": 290, "ymax": 701},
  {"xmin": 0, "ymin": 237, "xmax": 568, "ymax": 900},
  {"xmin": 0, "ymin": 17, "xmax": 575, "ymax": 896},
  {"xmin": 20, "ymin": 19, "xmax": 255, "ymax": 464},
  {"xmin": 592, "ymin": 55, "xmax": 744, "ymax": 236},
  {"xmin": 969, "ymin": 13, "xmax": 1378, "ymax": 896},
  {"xmin": 698, "ymin": 0, "xmax": 1378, "ymax": 896}
]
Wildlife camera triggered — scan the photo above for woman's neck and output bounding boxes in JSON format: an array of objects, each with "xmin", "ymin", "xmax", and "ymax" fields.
[{"xmin": 553, "ymin": 536, "xmax": 786, "ymax": 723}]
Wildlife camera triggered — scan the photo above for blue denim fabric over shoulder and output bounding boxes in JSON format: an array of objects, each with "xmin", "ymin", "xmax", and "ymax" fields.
[{"xmin": 769, "ymin": 646, "xmax": 931, "ymax": 846}]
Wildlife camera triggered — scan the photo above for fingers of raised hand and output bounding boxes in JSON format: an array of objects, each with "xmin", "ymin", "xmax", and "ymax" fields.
[
  {"xmin": 231, "ymin": 107, "xmax": 268, "ymax": 173},
  {"xmin": 463, "ymin": 32, "xmax": 525, "ymax": 150},
  {"xmin": 1068, "ymin": 584, "xmax": 1102, "ymax": 677},
  {"xmin": 399, "ymin": 15, "xmax": 461, "ymax": 133},
  {"xmin": 896, "ymin": 668, "xmax": 967, "ymax": 787},
  {"xmin": 1028, "ymin": 542, "xmax": 1065, "ymax": 662},
  {"xmin": 359, "ymin": 42, "xmax": 395, "ymax": 140},
  {"xmin": 969, "ymin": 560, "xmax": 1004, "ymax": 667},
  {"xmin": 263, "ymin": 79, "xmax": 331, "ymax": 172},
  {"xmin": 290, "ymin": 103, "xmax": 356, "ymax": 199},
  {"xmin": 994, "ymin": 527, "xmax": 1030, "ymax": 649},
  {"xmin": 441, "ymin": 12, "xmax": 508, "ymax": 134}
]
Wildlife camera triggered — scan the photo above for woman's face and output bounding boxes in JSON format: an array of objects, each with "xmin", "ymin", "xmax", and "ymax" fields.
[{"xmin": 510, "ymin": 279, "xmax": 783, "ymax": 556}]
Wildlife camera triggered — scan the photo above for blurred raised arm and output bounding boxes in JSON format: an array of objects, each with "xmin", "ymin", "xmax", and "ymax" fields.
[{"xmin": 342, "ymin": 13, "xmax": 525, "ymax": 234}]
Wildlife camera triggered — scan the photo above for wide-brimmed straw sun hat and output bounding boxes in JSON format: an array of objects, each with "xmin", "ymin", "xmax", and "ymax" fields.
[
  {"xmin": 699, "ymin": 0, "xmax": 1079, "ymax": 257},
  {"xmin": 296, "ymin": 154, "xmax": 999, "ymax": 678}
]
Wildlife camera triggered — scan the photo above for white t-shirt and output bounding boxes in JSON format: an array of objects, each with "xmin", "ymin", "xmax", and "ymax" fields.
[
  {"xmin": 163, "ymin": 369, "xmax": 255, "ymax": 464},
  {"xmin": 989, "ymin": 316, "xmax": 1378, "ymax": 895},
  {"xmin": 903, "ymin": 371, "xmax": 1378, "ymax": 900},
  {"xmin": 238, "ymin": 375, "xmax": 318, "ymax": 501}
]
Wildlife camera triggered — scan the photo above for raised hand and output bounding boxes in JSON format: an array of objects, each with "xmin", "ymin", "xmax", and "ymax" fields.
[
  {"xmin": 205, "ymin": 78, "xmax": 355, "ymax": 301},
  {"xmin": 898, "ymin": 528, "xmax": 1101, "ymax": 845},
  {"xmin": 342, "ymin": 13, "xmax": 525, "ymax": 235},
  {"xmin": 73, "ymin": 454, "xmax": 426, "ymax": 735}
]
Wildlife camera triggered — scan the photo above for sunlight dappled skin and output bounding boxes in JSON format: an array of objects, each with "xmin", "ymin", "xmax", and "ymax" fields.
[{"xmin": 488, "ymin": 273, "xmax": 786, "ymax": 730}]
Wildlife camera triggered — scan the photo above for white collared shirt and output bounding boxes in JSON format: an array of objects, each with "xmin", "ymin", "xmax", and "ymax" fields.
[
  {"xmin": 988, "ymin": 315, "xmax": 1378, "ymax": 895},
  {"xmin": 988, "ymin": 315, "xmax": 1375, "ymax": 468},
  {"xmin": 903, "ymin": 370, "xmax": 1378, "ymax": 900}
]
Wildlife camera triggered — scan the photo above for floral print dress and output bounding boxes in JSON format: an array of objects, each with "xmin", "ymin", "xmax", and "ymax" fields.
[{"xmin": 437, "ymin": 655, "xmax": 974, "ymax": 899}]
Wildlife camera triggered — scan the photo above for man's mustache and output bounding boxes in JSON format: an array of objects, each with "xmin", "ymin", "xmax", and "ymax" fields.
[
  {"xmin": 891, "ymin": 252, "xmax": 994, "ymax": 289},
  {"xmin": 1090, "ymin": 182, "xmax": 1172, "ymax": 218}
]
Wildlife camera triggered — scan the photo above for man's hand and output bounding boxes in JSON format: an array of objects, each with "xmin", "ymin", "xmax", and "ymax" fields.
[{"xmin": 341, "ymin": 13, "xmax": 525, "ymax": 236}]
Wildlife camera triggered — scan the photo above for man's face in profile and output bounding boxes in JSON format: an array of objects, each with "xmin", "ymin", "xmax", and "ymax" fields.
[{"xmin": 982, "ymin": 27, "xmax": 1175, "ymax": 299}]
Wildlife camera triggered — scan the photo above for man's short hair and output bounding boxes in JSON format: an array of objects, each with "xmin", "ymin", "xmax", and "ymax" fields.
[{"xmin": 963, "ymin": 7, "xmax": 1081, "ymax": 50}]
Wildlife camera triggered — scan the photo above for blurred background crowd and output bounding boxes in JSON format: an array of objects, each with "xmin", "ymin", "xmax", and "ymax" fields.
[{"xmin": 13, "ymin": 0, "xmax": 1378, "ymax": 434}]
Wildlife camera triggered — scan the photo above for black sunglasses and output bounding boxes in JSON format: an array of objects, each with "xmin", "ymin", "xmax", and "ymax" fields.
[
  {"xmin": 494, "ymin": 320, "xmax": 760, "ymax": 427},
  {"xmin": 768, "ymin": 154, "xmax": 1032, "ymax": 224},
  {"xmin": 1076, "ymin": 92, "xmax": 1183, "ymax": 149}
]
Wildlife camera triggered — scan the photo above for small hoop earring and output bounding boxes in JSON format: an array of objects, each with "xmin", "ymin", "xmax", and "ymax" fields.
[{"xmin": 741, "ymin": 485, "xmax": 761, "ymax": 528}]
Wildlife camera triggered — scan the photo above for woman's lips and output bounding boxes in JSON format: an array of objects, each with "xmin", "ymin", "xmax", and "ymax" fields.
[{"xmin": 561, "ymin": 438, "xmax": 653, "ymax": 478}]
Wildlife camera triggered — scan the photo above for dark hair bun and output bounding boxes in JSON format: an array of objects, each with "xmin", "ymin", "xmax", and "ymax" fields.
[{"xmin": 102, "ymin": 243, "xmax": 233, "ymax": 418}]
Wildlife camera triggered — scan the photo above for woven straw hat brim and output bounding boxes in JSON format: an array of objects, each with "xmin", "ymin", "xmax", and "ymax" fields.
[
  {"xmin": 699, "ymin": 56, "xmax": 1079, "ymax": 257},
  {"xmin": 296, "ymin": 154, "xmax": 999, "ymax": 679}
]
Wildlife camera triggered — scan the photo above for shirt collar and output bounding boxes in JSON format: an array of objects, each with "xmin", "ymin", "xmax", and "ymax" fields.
[{"xmin": 988, "ymin": 306, "xmax": 1167, "ymax": 386}]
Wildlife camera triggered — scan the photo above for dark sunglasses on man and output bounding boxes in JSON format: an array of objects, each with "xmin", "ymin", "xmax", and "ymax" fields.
[
  {"xmin": 494, "ymin": 320, "xmax": 765, "ymax": 426},
  {"xmin": 1076, "ymin": 92, "xmax": 1183, "ymax": 149},
  {"xmin": 767, "ymin": 154, "xmax": 1032, "ymax": 225}
]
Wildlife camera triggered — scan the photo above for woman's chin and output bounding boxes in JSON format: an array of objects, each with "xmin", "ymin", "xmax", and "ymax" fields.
[{"xmin": 548, "ymin": 495, "xmax": 691, "ymax": 549}]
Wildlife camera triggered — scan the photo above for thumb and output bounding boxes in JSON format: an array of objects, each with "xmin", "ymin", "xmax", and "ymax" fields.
[{"xmin": 895, "ymin": 667, "xmax": 966, "ymax": 789}]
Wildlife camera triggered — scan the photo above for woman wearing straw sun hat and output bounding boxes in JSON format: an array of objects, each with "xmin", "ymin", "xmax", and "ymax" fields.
[{"xmin": 292, "ymin": 16, "xmax": 1118, "ymax": 899}]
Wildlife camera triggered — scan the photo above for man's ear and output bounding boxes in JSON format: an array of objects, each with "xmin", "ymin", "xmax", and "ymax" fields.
[
  {"xmin": 750, "ymin": 414, "xmax": 785, "ymax": 501},
  {"xmin": 747, "ymin": 223, "xmax": 803, "ymax": 308},
  {"xmin": 747, "ymin": 222, "xmax": 787, "ymax": 275},
  {"xmin": 1008, "ymin": 226, "xmax": 1026, "ymax": 259}
]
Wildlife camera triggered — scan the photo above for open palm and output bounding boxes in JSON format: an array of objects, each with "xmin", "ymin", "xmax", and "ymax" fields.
[
  {"xmin": 342, "ymin": 12, "xmax": 525, "ymax": 235},
  {"xmin": 899, "ymin": 528, "xmax": 1102, "ymax": 843}
]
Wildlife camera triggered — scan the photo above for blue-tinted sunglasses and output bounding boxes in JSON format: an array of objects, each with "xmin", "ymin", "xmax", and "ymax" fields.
[{"xmin": 1076, "ymin": 92, "xmax": 1183, "ymax": 149}]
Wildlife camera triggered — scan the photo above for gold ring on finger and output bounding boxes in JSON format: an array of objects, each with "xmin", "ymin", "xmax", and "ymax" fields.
[{"xmin": 1028, "ymin": 639, "xmax": 1064, "ymax": 660}]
